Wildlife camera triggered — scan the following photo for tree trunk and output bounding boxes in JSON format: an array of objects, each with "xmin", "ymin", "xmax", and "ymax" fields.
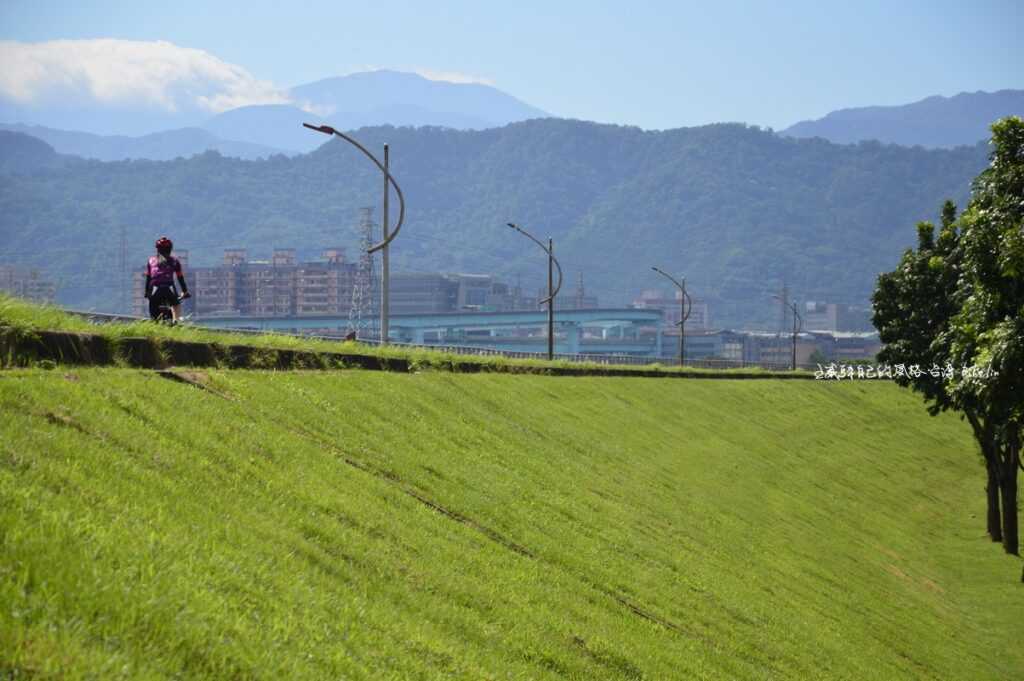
[
  {"xmin": 999, "ymin": 438, "xmax": 1019, "ymax": 556},
  {"xmin": 968, "ymin": 412, "xmax": 1002, "ymax": 543},
  {"xmin": 987, "ymin": 457, "xmax": 1003, "ymax": 542}
]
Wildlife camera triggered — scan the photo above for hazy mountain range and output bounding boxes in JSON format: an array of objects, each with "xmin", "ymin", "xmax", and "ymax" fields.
[
  {"xmin": 782, "ymin": 90, "xmax": 1024, "ymax": 148},
  {"xmin": 0, "ymin": 130, "xmax": 68, "ymax": 174},
  {"xmin": 3, "ymin": 71, "xmax": 1017, "ymax": 164},
  {"xmin": 0, "ymin": 124, "xmax": 289, "ymax": 162},
  {"xmin": 0, "ymin": 70, "xmax": 550, "ymax": 157},
  {"xmin": 0, "ymin": 120, "xmax": 988, "ymax": 328}
]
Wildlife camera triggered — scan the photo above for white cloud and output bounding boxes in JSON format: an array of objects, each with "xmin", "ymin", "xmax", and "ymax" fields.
[
  {"xmin": 412, "ymin": 68, "xmax": 495, "ymax": 86},
  {"xmin": 343, "ymin": 64, "xmax": 495, "ymax": 86},
  {"xmin": 0, "ymin": 39, "xmax": 312, "ymax": 113}
]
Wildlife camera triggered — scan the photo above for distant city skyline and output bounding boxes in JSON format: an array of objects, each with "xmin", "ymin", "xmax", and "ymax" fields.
[{"xmin": 1, "ymin": 0, "xmax": 1020, "ymax": 131}]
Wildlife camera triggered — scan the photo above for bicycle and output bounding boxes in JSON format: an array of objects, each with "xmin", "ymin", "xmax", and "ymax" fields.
[{"xmin": 152, "ymin": 290, "xmax": 190, "ymax": 324}]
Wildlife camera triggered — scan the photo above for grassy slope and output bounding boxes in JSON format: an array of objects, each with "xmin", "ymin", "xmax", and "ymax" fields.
[{"xmin": 1, "ymin": 368, "xmax": 1020, "ymax": 680}]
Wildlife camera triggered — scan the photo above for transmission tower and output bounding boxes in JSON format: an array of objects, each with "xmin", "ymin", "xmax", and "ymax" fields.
[
  {"xmin": 348, "ymin": 207, "xmax": 379, "ymax": 339},
  {"xmin": 574, "ymin": 271, "xmax": 585, "ymax": 310}
]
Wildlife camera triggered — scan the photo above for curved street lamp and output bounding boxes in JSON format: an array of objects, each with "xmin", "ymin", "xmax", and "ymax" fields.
[
  {"xmin": 772, "ymin": 294, "xmax": 803, "ymax": 370},
  {"xmin": 506, "ymin": 222, "xmax": 563, "ymax": 360},
  {"xmin": 304, "ymin": 123, "xmax": 406, "ymax": 343},
  {"xmin": 651, "ymin": 267, "xmax": 692, "ymax": 367}
]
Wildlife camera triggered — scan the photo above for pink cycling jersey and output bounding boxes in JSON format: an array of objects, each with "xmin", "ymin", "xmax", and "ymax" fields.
[{"xmin": 147, "ymin": 255, "xmax": 182, "ymax": 287}]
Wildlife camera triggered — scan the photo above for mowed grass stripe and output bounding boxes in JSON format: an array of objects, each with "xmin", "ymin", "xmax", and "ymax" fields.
[{"xmin": 1, "ymin": 369, "xmax": 1020, "ymax": 680}]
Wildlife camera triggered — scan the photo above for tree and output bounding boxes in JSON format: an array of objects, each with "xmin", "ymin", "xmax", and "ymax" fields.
[
  {"xmin": 873, "ymin": 201, "xmax": 1004, "ymax": 541},
  {"xmin": 875, "ymin": 117, "xmax": 1024, "ymax": 579},
  {"xmin": 947, "ymin": 117, "xmax": 1024, "ymax": 562}
]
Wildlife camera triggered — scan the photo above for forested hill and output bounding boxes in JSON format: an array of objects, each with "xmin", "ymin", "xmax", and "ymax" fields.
[{"xmin": 0, "ymin": 120, "xmax": 988, "ymax": 325}]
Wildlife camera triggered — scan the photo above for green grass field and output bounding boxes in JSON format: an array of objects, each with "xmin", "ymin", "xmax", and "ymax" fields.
[{"xmin": 1, "ymin": 365, "xmax": 1020, "ymax": 680}]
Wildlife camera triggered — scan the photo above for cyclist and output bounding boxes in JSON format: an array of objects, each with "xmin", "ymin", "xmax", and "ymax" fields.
[{"xmin": 144, "ymin": 236, "xmax": 190, "ymax": 321}]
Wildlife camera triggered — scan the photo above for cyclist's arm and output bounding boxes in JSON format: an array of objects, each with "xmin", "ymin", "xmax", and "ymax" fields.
[
  {"xmin": 143, "ymin": 272, "xmax": 152, "ymax": 298},
  {"xmin": 175, "ymin": 260, "xmax": 189, "ymax": 296}
]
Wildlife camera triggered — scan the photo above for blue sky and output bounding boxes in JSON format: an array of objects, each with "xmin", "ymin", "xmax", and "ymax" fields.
[{"xmin": 1, "ymin": 0, "xmax": 1020, "ymax": 130}]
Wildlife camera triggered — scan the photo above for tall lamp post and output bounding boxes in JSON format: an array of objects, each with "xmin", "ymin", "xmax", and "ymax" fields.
[
  {"xmin": 651, "ymin": 267, "xmax": 692, "ymax": 366},
  {"xmin": 772, "ymin": 295, "xmax": 803, "ymax": 370},
  {"xmin": 506, "ymin": 223, "xmax": 563, "ymax": 360},
  {"xmin": 303, "ymin": 123, "xmax": 405, "ymax": 343}
]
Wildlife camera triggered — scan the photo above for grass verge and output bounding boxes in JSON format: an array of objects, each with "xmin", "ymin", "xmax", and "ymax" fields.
[{"xmin": 0, "ymin": 294, "xmax": 802, "ymax": 377}]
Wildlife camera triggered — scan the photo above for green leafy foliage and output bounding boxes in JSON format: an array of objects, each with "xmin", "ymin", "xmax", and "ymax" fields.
[
  {"xmin": 949, "ymin": 117, "xmax": 1024, "ymax": 426},
  {"xmin": 874, "ymin": 117, "xmax": 1024, "ymax": 562},
  {"xmin": 872, "ymin": 203, "xmax": 962, "ymax": 416}
]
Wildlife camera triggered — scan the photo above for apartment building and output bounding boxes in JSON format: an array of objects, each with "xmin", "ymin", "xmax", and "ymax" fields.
[{"xmin": 133, "ymin": 248, "xmax": 357, "ymax": 318}]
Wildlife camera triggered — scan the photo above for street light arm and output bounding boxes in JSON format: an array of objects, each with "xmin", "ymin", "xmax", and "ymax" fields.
[
  {"xmin": 651, "ymin": 266, "xmax": 692, "ymax": 322},
  {"xmin": 304, "ymin": 123, "xmax": 405, "ymax": 254},
  {"xmin": 548, "ymin": 249, "xmax": 564, "ymax": 302},
  {"xmin": 651, "ymin": 266, "xmax": 683, "ymax": 290},
  {"xmin": 507, "ymin": 223, "xmax": 564, "ymax": 303}
]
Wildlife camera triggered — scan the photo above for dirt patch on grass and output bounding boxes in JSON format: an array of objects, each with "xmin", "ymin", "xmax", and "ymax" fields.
[
  {"xmin": 885, "ymin": 564, "xmax": 911, "ymax": 581},
  {"xmin": 403, "ymin": 487, "xmax": 535, "ymax": 558},
  {"xmin": 270, "ymin": 415, "xmax": 536, "ymax": 560},
  {"xmin": 609, "ymin": 591, "xmax": 693, "ymax": 637},
  {"xmin": 43, "ymin": 410, "xmax": 90, "ymax": 435},
  {"xmin": 155, "ymin": 369, "xmax": 233, "ymax": 400},
  {"xmin": 572, "ymin": 635, "xmax": 645, "ymax": 679}
]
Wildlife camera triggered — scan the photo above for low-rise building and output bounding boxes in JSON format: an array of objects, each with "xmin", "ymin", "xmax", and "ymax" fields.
[
  {"xmin": 803, "ymin": 301, "xmax": 873, "ymax": 332},
  {"xmin": 390, "ymin": 273, "xmax": 455, "ymax": 315},
  {"xmin": 654, "ymin": 328, "xmax": 881, "ymax": 367},
  {"xmin": 391, "ymin": 273, "xmax": 535, "ymax": 314},
  {"xmin": 632, "ymin": 288, "xmax": 710, "ymax": 330},
  {"xmin": 0, "ymin": 265, "xmax": 57, "ymax": 304}
]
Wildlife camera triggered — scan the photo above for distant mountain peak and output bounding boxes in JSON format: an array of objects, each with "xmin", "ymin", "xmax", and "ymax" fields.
[
  {"xmin": 782, "ymin": 89, "xmax": 1024, "ymax": 149},
  {"xmin": 201, "ymin": 69, "xmax": 550, "ymax": 153}
]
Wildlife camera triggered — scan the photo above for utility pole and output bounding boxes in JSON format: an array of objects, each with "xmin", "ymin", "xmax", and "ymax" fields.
[
  {"xmin": 506, "ymin": 223, "xmax": 563, "ymax": 361},
  {"xmin": 778, "ymin": 281, "xmax": 789, "ymax": 369},
  {"xmin": 652, "ymin": 266, "xmax": 692, "ymax": 367},
  {"xmin": 118, "ymin": 225, "xmax": 127, "ymax": 314},
  {"xmin": 548, "ymin": 238, "xmax": 554, "ymax": 358},
  {"xmin": 381, "ymin": 144, "xmax": 390, "ymax": 344},
  {"xmin": 302, "ymin": 123, "xmax": 405, "ymax": 344},
  {"xmin": 680, "ymin": 277, "xmax": 688, "ymax": 365},
  {"xmin": 790, "ymin": 301, "xmax": 802, "ymax": 370},
  {"xmin": 772, "ymin": 292, "xmax": 802, "ymax": 370}
]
